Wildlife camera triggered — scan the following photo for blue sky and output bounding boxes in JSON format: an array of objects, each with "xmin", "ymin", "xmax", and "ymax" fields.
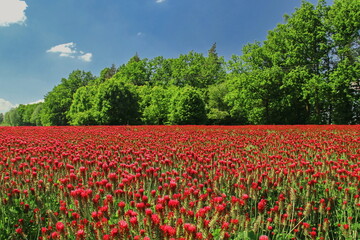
[{"xmin": 0, "ymin": 0, "xmax": 323, "ymax": 113}]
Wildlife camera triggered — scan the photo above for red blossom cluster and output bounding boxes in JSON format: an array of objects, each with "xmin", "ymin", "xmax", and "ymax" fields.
[{"xmin": 0, "ymin": 125, "xmax": 359, "ymax": 239}]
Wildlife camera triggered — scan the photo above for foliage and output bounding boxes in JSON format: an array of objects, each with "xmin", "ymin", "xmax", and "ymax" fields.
[
  {"xmin": 67, "ymin": 85, "xmax": 98, "ymax": 126},
  {"xmin": 115, "ymin": 54, "xmax": 150, "ymax": 86},
  {"xmin": 40, "ymin": 70, "xmax": 95, "ymax": 126},
  {"xmin": 3, "ymin": 108, "xmax": 22, "ymax": 126},
  {"xmin": 148, "ymin": 56, "xmax": 173, "ymax": 86},
  {"xmin": 224, "ymin": 0, "xmax": 359, "ymax": 125},
  {"xmin": 3, "ymin": 103, "xmax": 44, "ymax": 126},
  {"xmin": 139, "ymin": 85, "xmax": 173, "ymax": 125},
  {"xmin": 4, "ymin": 0, "xmax": 360, "ymax": 125},
  {"xmin": 168, "ymin": 86, "xmax": 207, "ymax": 125},
  {"xmin": 93, "ymin": 79, "xmax": 140, "ymax": 125},
  {"xmin": 30, "ymin": 103, "xmax": 43, "ymax": 126},
  {"xmin": 207, "ymin": 83, "xmax": 232, "ymax": 124}
]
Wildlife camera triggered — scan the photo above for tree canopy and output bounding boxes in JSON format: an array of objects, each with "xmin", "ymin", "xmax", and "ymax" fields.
[{"xmin": 4, "ymin": 0, "xmax": 360, "ymax": 126}]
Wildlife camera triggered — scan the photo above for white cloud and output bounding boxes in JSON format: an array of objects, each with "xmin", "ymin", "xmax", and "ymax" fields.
[
  {"xmin": 137, "ymin": 32, "xmax": 144, "ymax": 37},
  {"xmin": 0, "ymin": 0, "xmax": 28, "ymax": 27},
  {"xmin": 27, "ymin": 99, "xmax": 44, "ymax": 105},
  {"xmin": 0, "ymin": 99, "xmax": 44, "ymax": 114},
  {"xmin": 47, "ymin": 42, "xmax": 76, "ymax": 58},
  {"xmin": 78, "ymin": 53, "xmax": 92, "ymax": 62},
  {"xmin": 47, "ymin": 42, "xmax": 93, "ymax": 62},
  {"xmin": 156, "ymin": 0, "xmax": 166, "ymax": 3},
  {"xmin": 0, "ymin": 98, "xmax": 16, "ymax": 113}
]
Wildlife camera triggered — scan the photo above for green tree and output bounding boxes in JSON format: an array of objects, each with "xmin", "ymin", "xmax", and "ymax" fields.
[
  {"xmin": 41, "ymin": 84, "xmax": 71, "ymax": 126},
  {"xmin": 94, "ymin": 79, "xmax": 140, "ymax": 125},
  {"xmin": 95, "ymin": 64, "xmax": 118, "ymax": 84},
  {"xmin": 20, "ymin": 0, "xmax": 360, "ymax": 126},
  {"xmin": 207, "ymin": 83, "xmax": 232, "ymax": 124},
  {"xmin": 0, "ymin": 113, "xmax": 3, "ymax": 124},
  {"xmin": 148, "ymin": 56, "xmax": 173, "ymax": 86},
  {"xmin": 203, "ymin": 43, "xmax": 226, "ymax": 85},
  {"xmin": 266, "ymin": 0, "xmax": 331, "ymax": 124},
  {"xmin": 225, "ymin": 42, "xmax": 286, "ymax": 124},
  {"xmin": 226, "ymin": 67, "xmax": 285, "ymax": 124},
  {"xmin": 140, "ymin": 86, "xmax": 174, "ymax": 124},
  {"xmin": 30, "ymin": 103, "xmax": 44, "ymax": 126},
  {"xmin": 22, "ymin": 103, "xmax": 39, "ymax": 126},
  {"xmin": 115, "ymin": 54, "xmax": 150, "ymax": 86},
  {"xmin": 286, "ymin": 0, "xmax": 330, "ymax": 123},
  {"xmin": 41, "ymin": 70, "xmax": 95, "ymax": 126},
  {"xmin": 16, "ymin": 104, "xmax": 27, "ymax": 125},
  {"xmin": 2, "ymin": 103, "xmax": 43, "ymax": 126},
  {"xmin": 328, "ymin": 0, "xmax": 360, "ymax": 123},
  {"xmin": 168, "ymin": 86, "xmax": 207, "ymax": 124},
  {"xmin": 329, "ymin": 60, "xmax": 360, "ymax": 124},
  {"xmin": 67, "ymin": 85, "xmax": 98, "ymax": 125},
  {"xmin": 225, "ymin": 1, "xmax": 333, "ymax": 124},
  {"xmin": 4, "ymin": 108, "xmax": 22, "ymax": 126},
  {"xmin": 170, "ymin": 51, "xmax": 207, "ymax": 88}
]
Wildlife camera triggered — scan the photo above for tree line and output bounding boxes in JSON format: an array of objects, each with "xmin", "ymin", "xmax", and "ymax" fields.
[{"xmin": 2, "ymin": 0, "xmax": 359, "ymax": 126}]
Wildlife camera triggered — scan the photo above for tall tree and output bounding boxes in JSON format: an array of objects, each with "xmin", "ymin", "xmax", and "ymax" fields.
[
  {"xmin": 269, "ymin": 0, "xmax": 331, "ymax": 123},
  {"xmin": 203, "ymin": 43, "xmax": 226, "ymax": 85},
  {"xmin": 3, "ymin": 108, "xmax": 22, "ymax": 126},
  {"xmin": 328, "ymin": 0, "xmax": 360, "ymax": 123},
  {"xmin": 94, "ymin": 79, "xmax": 140, "ymax": 125},
  {"xmin": 95, "ymin": 64, "xmax": 118, "ymax": 84},
  {"xmin": 148, "ymin": 56, "xmax": 173, "ymax": 86},
  {"xmin": 168, "ymin": 86, "xmax": 207, "ymax": 124},
  {"xmin": 115, "ymin": 54, "xmax": 150, "ymax": 86},
  {"xmin": 41, "ymin": 70, "xmax": 95, "ymax": 126},
  {"xmin": 207, "ymin": 82, "xmax": 232, "ymax": 124},
  {"xmin": 140, "ymin": 86, "xmax": 174, "ymax": 125},
  {"xmin": 30, "ymin": 103, "xmax": 43, "ymax": 126},
  {"xmin": 170, "ymin": 51, "xmax": 207, "ymax": 88},
  {"xmin": 225, "ymin": 1, "xmax": 333, "ymax": 124},
  {"xmin": 225, "ymin": 42, "xmax": 285, "ymax": 124},
  {"xmin": 67, "ymin": 85, "xmax": 98, "ymax": 125}
]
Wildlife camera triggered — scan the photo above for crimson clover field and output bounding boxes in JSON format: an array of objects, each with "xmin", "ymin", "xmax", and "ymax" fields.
[{"xmin": 0, "ymin": 126, "xmax": 359, "ymax": 240}]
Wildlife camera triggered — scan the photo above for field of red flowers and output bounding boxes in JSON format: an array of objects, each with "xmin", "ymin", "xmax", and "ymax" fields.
[{"xmin": 0, "ymin": 126, "xmax": 359, "ymax": 240}]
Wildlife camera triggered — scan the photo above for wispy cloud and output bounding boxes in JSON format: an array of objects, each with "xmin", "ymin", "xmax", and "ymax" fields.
[
  {"xmin": 47, "ymin": 42, "xmax": 76, "ymax": 58},
  {"xmin": 0, "ymin": 98, "xmax": 16, "ymax": 113},
  {"xmin": 47, "ymin": 42, "xmax": 93, "ymax": 62},
  {"xmin": 78, "ymin": 53, "xmax": 92, "ymax": 62},
  {"xmin": 0, "ymin": 0, "xmax": 28, "ymax": 27},
  {"xmin": 156, "ymin": 0, "xmax": 166, "ymax": 3},
  {"xmin": 28, "ymin": 99, "xmax": 44, "ymax": 105},
  {"xmin": 0, "ymin": 99, "xmax": 44, "ymax": 114}
]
